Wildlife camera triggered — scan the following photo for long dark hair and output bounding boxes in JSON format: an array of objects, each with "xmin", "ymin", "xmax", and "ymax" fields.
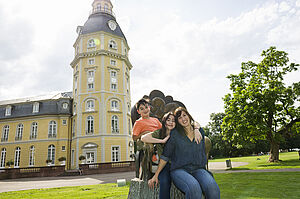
[
  {"xmin": 174, "ymin": 107, "xmax": 195, "ymax": 135},
  {"xmin": 159, "ymin": 112, "xmax": 175, "ymax": 139}
]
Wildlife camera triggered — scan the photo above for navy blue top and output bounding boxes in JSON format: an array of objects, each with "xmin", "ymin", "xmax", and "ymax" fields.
[{"xmin": 161, "ymin": 128, "xmax": 207, "ymax": 172}]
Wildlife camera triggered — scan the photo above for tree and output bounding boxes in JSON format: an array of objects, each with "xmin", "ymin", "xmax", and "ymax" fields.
[{"xmin": 222, "ymin": 46, "xmax": 300, "ymax": 162}]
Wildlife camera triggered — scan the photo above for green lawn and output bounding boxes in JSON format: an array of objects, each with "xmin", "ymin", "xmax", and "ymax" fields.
[
  {"xmin": 0, "ymin": 152, "xmax": 299, "ymax": 199},
  {"xmin": 209, "ymin": 151, "xmax": 300, "ymax": 170},
  {"xmin": 1, "ymin": 172, "xmax": 300, "ymax": 199}
]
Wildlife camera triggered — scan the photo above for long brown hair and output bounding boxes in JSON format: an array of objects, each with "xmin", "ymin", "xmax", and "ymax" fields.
[
  {"xmin": 174, "ymin": 107, "xmax": 195, "ymax": 135},
  {"xmin": 159, "ymin": 112, "xmax": 175, "ymax": 138}
]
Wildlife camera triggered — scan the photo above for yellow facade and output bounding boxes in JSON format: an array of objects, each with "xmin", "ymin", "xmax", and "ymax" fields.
[
  {"xmin": 0, "ymin": 113, "xmax": 71, "ymax": 168},
  {"xmin": 0, "ymin": 0, "xmax": 133, "ymax": 170}
]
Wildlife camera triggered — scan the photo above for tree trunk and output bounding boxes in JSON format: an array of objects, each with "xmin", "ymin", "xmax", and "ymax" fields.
[{"xmin": 268, "ymin": 140, "xmax": 279, "ymax": 162}]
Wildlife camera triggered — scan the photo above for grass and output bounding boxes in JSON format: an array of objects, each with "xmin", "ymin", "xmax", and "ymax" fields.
[
  {"xmin": 0, "ymin": 152, "xmax": 299, "ymax": 199},
  {"xmin": 209, "ymin": 151, "xmax": 300, "ymax": 170},
  {"xmin": 1, "ymin": 172, "xmax": 300, "ymax": 199},
  {"xmin": 0, "ymin": 183, "xmax": 130, "ymax": 199},
  {"xmin": 214, "ymin": 172, "xmax": 300, "ymax": 199}
]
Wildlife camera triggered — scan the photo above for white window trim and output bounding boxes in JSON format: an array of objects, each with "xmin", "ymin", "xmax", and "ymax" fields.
[
  {"xmin": 108, "ymin": 39, "xmax": 117, "ymax": 50},
  {"xmin": 0, "ymin": 148, "xmax": 6, "ymax": 168},
  {"xmin": 48, "ymin": 145, "xmax": 55, "ymax": 165},
  {"xmin": 111, "ymin": 145, "xmax": 120, "ymax": 162},
  {"xmin": 86, "ymin": 99, "xmax": 95, "ymax": 112},
  {"xmin": 111, "ymin": 115, "xmax": 119, "ymax": 133},
  {"xmin": 14, "ymin": 147, "xmax": 21, "ymax": 168},
  {"xmin": 87, "ymin": 38, "xmax": 96, "ymax": 48},
  {"xmin": 5, "ymin": 106, "xmax": 11, "ymax": 116},
  {"xmin": 48, "ymin": 121, "xmax": 57, "ymax": 138},
  {"xmin": 29, "ymin": 146, "xmax": 35, "ymax": 166},
  {"xmin": 86, "ymin": 116, "xmax": 94, "ymax": 134},
  {"xmin": 111, "ymin": 100, "xmax": 119, "ymax": 111},
  {"xmin": 110, "ymin": 59, "xmax": 117, "ymax": 66},
  {"xmin": 32, "ymin": 102, "xmax": 39, "ymax": 113},
  {"xmin": 88, "ymin": 58, "xmax": 95, "ymax": 65}
]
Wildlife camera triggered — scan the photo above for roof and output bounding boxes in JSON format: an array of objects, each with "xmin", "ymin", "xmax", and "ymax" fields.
[
  {"xmin": 0, "ymin": 92, "xmax": 72, "ymax": 106},
  {"xmin": 81, "ymin": 12, "xmax": 126, "ymax": 41}
]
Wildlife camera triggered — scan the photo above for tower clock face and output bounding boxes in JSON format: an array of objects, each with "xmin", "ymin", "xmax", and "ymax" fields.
[{"xmin": 108, "ymin": 20, "xmax": 117, "ymax": 31}]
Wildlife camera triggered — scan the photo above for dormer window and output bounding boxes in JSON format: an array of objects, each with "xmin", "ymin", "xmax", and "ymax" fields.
[
  {"xmin": 109, "ymin": 40, "xmax": 117, "ymax": 50},
  {"xmin": 5, "ymin": 106, "xmax": 11, "ymax": 116},
  {"xmin": 88, "ymin": 39, "xmax": 96, "ymax": 48},
  {"xmin": 32, "ymin": 102, "xmax": 39, "ymax": 113}
]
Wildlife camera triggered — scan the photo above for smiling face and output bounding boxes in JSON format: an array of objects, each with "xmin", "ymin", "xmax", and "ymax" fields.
[
  {"xmin": 165, "ymin": 115, "xmax": 176, "ymax": 131},
  {"xmin": 177, "ymin": 111, "xmax": 191, "ymax": 128},
  {"xmin": 137, "ymin": 103, "xmax": 150, "ymax": 118}
]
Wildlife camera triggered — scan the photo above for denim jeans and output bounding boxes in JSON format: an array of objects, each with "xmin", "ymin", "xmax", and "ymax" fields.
[
  {"xmin": 158, "ymin": 163, "xmax": 171, "ymax": 199},
  {"xmin": 170, "ymin": 168, "xmax": 220, "ymax": 199}
]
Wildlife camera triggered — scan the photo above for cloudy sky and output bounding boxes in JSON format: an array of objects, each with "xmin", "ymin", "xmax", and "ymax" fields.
[{"xmin": 0, "ymin": 0, "xmax": 299, "ymax": 126}]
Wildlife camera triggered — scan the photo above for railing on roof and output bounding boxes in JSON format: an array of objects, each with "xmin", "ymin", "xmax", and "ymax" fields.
[{"xmin": 89, "ymin": 7, "xmax": 115, "ymax": 18}]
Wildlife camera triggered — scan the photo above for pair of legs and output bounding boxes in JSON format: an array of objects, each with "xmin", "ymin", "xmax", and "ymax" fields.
[
  {"xmin": 158, "ymin": 162, "xmax": 171, "ymax": 199},
  {"xmin": 170, "ymin": 168, "xmax": 220, "ymax": 199}
]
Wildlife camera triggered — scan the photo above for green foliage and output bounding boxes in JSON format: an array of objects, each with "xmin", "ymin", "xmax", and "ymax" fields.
[
  {"xmin": 6, "ymin": 160, "xmax": 14, "ymax": 167},
  {"xmin": 222, "ymin": 46, "xmax": 300, "ymax": 161},
  {"xmin": 79, "ymin": 155, "xmax": 86, "ymax": 161},
  {"xmin": 58, "ymin": 157, "xmax": 66, "ymax": 161}
]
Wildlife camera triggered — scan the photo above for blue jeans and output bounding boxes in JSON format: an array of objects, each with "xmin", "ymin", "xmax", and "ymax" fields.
[
  {"xmin": 158, "ymin": 163, "xmax": 171, "ymax": 199},
  {"xmin": 170, "ymin": 168, "xmax": 220, "ymax": 199}
]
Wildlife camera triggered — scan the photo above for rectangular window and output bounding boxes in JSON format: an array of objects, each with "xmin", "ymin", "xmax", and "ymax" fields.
[
  {"xmin": 111, "ymin": 83, "xmax": 117, "ymax": 90},
  {"xmin": 112, "ymin": 146, "xmax": 120, "ymax": 162},
  {"xmin": 32, "ymin": 102, "xmax": 39, "ymax": 113},
  {"xmin": 110, "ymin": 60, "xmax": 116, "ymax": 66},
  {"xmin": 88, "ymin": 58, "xmax": 95, "ymax": 65},
  {"xmin": 62, "ymin": 146, "xmax": 66, "ymax": 151},
  {"xmin": 62, "ymin": 120, "xmax": 67, "ymax": 125},
  {"xmin": 5, "ymin": 106, "xmax": 11, "ymax": 116},
  {"xmin": 88, "ymin": 83, "xmax": 94, "ymax": 90},
  {"xmin": 86, "ymin": 152, "xmax": 95, "ymax": 163}
]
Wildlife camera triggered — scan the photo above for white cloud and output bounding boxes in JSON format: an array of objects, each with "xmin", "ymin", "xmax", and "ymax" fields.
[{"xmin": 0, "ymin": 0, "xmax": 299, "ymax": 125}]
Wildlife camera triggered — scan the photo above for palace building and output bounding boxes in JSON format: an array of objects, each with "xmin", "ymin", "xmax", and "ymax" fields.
[{"xmin": 0, "ymin": 0, "xmax": 133, "ymax": 170}]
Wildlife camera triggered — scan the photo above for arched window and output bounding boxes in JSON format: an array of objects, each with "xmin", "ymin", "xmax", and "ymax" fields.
[
  {"xmin": 86, "ymin": 99, "xmax": 95, "ymax": 111},
  {"xmin": 47, "ymin": 145, "xmax": 55, "ymax": 164},
  {"xmin": 109, "ymin": 40, "xmax": 117, "ymax": 49},
  {"xmin": 14, "ymin": 147, "xmax": 21, "ymax": 167},
  {"xmin": 15, "ymin": 124, "xmax": 23, "ymax": 141},
  {"xmin": 48, "ymin": 121, "xmax": 57, "ymax": 138},
  {"xmin": 86, "ymin": 116, "xmax": 94, "ymax": 134},
  {"xmin": 2, "ymin": 125, "xmax": 9, "ymax": 142},
  {"xmin": 96, "ymin": 3, "xmax": 101, "ymax": 11},
  {"xmin": 0, "ymin": 148, "xmax": 6, "ymax": 168},
  {"xmin": 30, "ymin": 122, "xmax": 38, "ymax": 139},
  {"xmin": 111, "ymin": 115, "xmax": 119, "ymax": 133},
  {"xmin": 111, "ymin": 100, "xmax": 119, "ymax": 111},
  {"xmin": 29, "ymin": 146, "xmax": 35, "ymax": 166},
  {"xmin": 104, "ymin": 3, "xmax": 109, "ymax": 12},
  {"xmin": 88, "ymin": 39, "xmax": 96, "ymax": 48}
]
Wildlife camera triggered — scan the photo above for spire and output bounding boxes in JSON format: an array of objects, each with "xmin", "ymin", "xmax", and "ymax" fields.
[{"xmin": 91, "ymin": 0, "xmax": 115, "ymax": 17}]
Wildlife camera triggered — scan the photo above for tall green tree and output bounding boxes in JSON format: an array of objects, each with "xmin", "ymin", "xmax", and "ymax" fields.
[{"xmin": 222, "ymin": 46, "xmax": 300, "ymax": 162}]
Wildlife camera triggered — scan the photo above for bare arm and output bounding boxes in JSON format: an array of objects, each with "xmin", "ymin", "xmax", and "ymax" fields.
[
  {"xmin": 141, "ymin": 132, "xmax": 169, "ymax": 144},
  {"xmin": 194, "ymin": 121, "xmax": 202, "ymax": 144},
  {"xmin": 148, "ymin": 159, "xmax": 168, "ymax": 189},
  {"xmin": 132, "ymin": 131, "xmax": 151, "ymax": 141}
]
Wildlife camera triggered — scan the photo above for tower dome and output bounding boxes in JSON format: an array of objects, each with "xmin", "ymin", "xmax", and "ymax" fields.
[{"xmin": 79, "ymin": 0, "xmax": 126, "ymax": 40}]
